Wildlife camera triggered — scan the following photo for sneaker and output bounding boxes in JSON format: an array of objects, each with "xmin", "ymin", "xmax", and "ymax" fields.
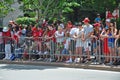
[
  {"xmin": 74, "ymin": 58, "xmax": 77, "ymax": 63},
  {"xmin": 90, "ymin": 55, "xmax": 95, "ymax": 59},
  {"xmin": 34, "ymin": 50, "xmax": 39, "ymax": 54},
  {"xmin": 38, "ymin": 51, "xmax": 42, "ymax": 55},
  {"xmin": 43, "ymin": 58, "xmax": 48, "ymax": 61},
  {"xmin": 91, "ymin": 62, "xmax": 100, "ymax": 65},
  {"xmin": 106, "ymin": 61, "xmax": 113, "ymax": 66},
  {"xmin": 74, "ymin": 58, "xmax": 80, "ymax": 63},
  {"xmin": 37, "ymin": 58, "xmax": 43, "ymax": 61},
  {"xmin": 49, "ymin": 58, "xmax": 55, "ymax": 62},
  {"xmin": 32, "ymin": 59, "xmax": 36, "ymax": 61},
  {"xmin": 66, "ymin": 58, "xmax": 72, "ymax": 63},
  {"xmin": 44, "ymin": 51, "xmax": 48, "ymax": 54},
  {"xmin": 76, "ymin": 58, "xmax": 80, "ymax": 63},
  {"xmin": 3, "ymin": 58, "xmax": 7, "ymax": 60}
]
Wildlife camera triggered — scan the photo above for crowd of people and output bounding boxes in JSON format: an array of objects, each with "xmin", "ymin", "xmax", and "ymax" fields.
[{"xmin": 0, "ymin": 14, "xmax": 120, "ymax": 65}]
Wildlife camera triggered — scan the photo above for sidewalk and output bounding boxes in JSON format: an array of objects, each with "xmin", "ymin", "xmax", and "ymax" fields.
[{"xmin": 0, "ymin": 60, "xmax": 120, "ymax": 72}]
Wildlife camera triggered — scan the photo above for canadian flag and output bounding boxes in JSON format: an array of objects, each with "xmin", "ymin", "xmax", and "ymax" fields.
[
  {"xmin": 106, "ymin": 10, "xmax": 113, "ymax": 19},
  {"xmin": 112, "ymin": 8, "xmax": 119, "ymax": 19},
  {"xmin": 106, "ymin": 8, "xmax": 119, "ymax": 19}
]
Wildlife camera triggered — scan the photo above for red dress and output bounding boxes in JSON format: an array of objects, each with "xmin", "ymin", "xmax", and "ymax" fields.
[{"xmin": 103, "ymin": 38, "xmax": 109, "ymax": 54}]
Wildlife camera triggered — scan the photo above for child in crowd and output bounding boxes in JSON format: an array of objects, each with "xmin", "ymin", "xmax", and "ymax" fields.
[
  {"xmin": 61, "ymin": 32, "xmax": 71, "ymax": 62},
  {"xmin": 55, "ymin": 26, "xmax": 64, "ymax": 62}
]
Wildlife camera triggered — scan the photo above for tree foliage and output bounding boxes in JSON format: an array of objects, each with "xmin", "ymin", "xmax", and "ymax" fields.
[
  {"xmin": 19, "ymin": 0, "xmax": 66, "ymax": 21},
  {"xmin": 0, "ymin": 0, "xmax": 14, "ymax": 17},
  {"xmin": 63, "ymin": 0, "xmax": 119, "ymax": 22},
  {"xmin": 16, "ymin": 17, "xmax": 36, "ymax": 26},
  {"xmin": 1, "ymin": 0, "xmax": 119, "ymax": 23},
  {"xmin": 18, "ymin": 0, "xmax": 80, "ymax": 22}
]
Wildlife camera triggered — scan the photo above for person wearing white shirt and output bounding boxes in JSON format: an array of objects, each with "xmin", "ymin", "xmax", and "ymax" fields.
[
  {"xmin": 82, "ymin": 18, "xmax": 94, "ymax": 61},
  {"xmin": 55, "ymin": 26, "xmax": 64, "ymax": 61},
  {"xmin": 73, "ymin": 22, "xmax": 84, "ymax": 63}
]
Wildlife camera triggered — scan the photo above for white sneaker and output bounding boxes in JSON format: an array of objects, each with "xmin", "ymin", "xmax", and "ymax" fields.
[
  {"xmin": 76, "ymin": 58, "xmax": 80, "ymax": 63},
  {"xmin": 3, "ymin": 58, "xmax": 7, "ymax": 60},
  {"xmin": 44, "ymin": 51, "xmax": 48, "ymax": 54},
  {"xmin": 37, "ymin": 58, "xmax": 43, "ymax": 61},
  {"xmin": 38, "ymin": 51, "xmax": 42, "ymax": 55},
  {"xmin": 90, "ymin": 56, "xmax": 95, "ymax": 59},
  {"xmin": 66, "ymin": 59, "xmax": 72, "ymax": 63},
  {"xmin": 74, "ymin": 58, "xmax": 80, "ymax": 63}
]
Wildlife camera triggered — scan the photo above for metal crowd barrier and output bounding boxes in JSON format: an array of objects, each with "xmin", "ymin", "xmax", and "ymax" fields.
[{"xmin": 0, "ymin": 36, "xmax": 120, "ymax": 65}]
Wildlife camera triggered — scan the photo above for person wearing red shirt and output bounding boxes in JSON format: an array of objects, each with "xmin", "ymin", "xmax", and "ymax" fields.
[
  {"xmin": 37, "ymin": 26, "xmax": 44, "ymax": 53},
  {"xmin": 3, "ymin": 27, "xmax": 12, "ymax": 60},
  {"xmin": 45, "ymin": 24, "xmax": 56, "ymax": 62},
  {"xmin": 36, "ymin": 26, "xmax": 44, "ymax": 60},
  {"xmin": 31, "ymin": 26, "xmax": 39, "ymax": 54}
]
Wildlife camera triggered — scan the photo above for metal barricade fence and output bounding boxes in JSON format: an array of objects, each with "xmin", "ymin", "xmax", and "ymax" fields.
[{"xmin": 0, "ymin": 36, "xmax": 120, "ymax": 65}]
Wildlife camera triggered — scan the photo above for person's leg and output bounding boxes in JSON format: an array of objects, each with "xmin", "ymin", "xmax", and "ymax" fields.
[
  {"xmin": 5, "ymin": 44, "xmax": 11, "ymax": 60},
  {"xmin": 78, "ymin": 47, "xmax": 82, "ymax": 62},
  {"xmin": 49, "ymin": 41, "xmax": 55, "ymax": 61},
  {"xmin": 75, "ymin": 47, "xmax": 79, "ymax": 62},
  {"xmin": 118, "ymin": 47, "xmax": 120, "ymax": 58}
]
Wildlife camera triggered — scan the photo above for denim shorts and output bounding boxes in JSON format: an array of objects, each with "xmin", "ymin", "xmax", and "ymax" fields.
[
  {"xmin": 62, "ymin": 48, "xmax": 69, "ymax": 54},
  {"xmin": 93, "ymin": 40, "xmax": 100, "ymax": 49},
  {"xmin": 108, "ymin": 42, "xmax": 114, "ymax": 48},
  {"xmin": 93, "ymin": 43, "xmax": 97, "ymax": 49}
]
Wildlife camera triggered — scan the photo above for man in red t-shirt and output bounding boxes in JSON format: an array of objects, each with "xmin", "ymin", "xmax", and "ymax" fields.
[
  {"xmin": 31, "ymin": 26, "xmax": 39, "ymax": 54},
  {"xmin": 3, "ymin": 27, "xmax": 12, "ymax": 60}
]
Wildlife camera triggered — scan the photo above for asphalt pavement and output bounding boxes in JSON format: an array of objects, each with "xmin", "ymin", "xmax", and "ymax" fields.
[
  {"xmin": 0, "ymin": 60, "xmax": 120, "ymax": 72},
  {"xmin": 0, "ymin": 64, "xmax": 120, "ymax": 80}
]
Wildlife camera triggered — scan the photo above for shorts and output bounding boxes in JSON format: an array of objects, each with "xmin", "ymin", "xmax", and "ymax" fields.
[
  {"xmin": 69, "ymin": 40, "xmax": 76, "ymax": 54},
  {"xmin": 92, "ymin": 40, "xmax": 100, "ymax": 49},
  {"xmin": 76, "ymin": 40, "xmax": 83, "ymax": 47},
  {"xmin": 108, "ymin": 42, "xmax": 114, "ymax": 48},
  {"xmin": 62, "ymin": 48, "xmax": 69, "ymax": 54},
  {"xmin": 84, "ymin": 40, "xmax": 91, "ymax": 51}
]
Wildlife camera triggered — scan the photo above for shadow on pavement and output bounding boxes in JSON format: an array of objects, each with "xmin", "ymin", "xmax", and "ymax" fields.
[{"xmin": 0, "ymin": 64, "xmax": 58, "ymax": 70}]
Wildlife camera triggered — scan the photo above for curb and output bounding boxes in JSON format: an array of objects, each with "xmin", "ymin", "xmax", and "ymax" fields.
[{"xmin": 0, "ymin": 60, "xmax": 120, "ymax": 72}]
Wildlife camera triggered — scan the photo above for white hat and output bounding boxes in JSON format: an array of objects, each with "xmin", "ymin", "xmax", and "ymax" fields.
[
  {"xmin": 9, "ymin": 20, "xmax": 13, "ymax": 22},
  {"xmin": 3, "ymin": 27, "xmax": 9, "ymax": 32},
  {"xmin": 106, "ymin": 19, "xmax": 110, "ymax": 22}
]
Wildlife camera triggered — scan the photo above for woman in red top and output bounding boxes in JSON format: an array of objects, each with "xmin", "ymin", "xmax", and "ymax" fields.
[
  {"xmin": 100, "ymin": 28, "xmax": 110, "ymax": 63},
  {"xmin": 37, "ymin": 26, "xmax": 44, "ymax": 54},
  {"xmin": 44, "ymin": 24, "xmax": 56, "ymax": 61}
]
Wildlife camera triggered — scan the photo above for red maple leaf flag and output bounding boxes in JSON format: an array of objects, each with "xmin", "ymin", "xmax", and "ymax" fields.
[{"xmin": 112, "ymin": 8, "xmax": 119, "ymax": 19}]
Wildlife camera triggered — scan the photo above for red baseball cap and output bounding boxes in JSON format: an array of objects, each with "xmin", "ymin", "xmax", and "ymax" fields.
[
  {"xmin": 93, "ymin": 23, "xmax": 100, "ymax": 27},
  {"xmin": 82, "ymin": 18, "xmax": 90, "ymax": 23}
]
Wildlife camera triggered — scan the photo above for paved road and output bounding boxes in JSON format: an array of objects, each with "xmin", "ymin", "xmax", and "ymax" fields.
[{"xmin": 0, "ymin": 64, "xmax": 120, "ymax": 80}]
